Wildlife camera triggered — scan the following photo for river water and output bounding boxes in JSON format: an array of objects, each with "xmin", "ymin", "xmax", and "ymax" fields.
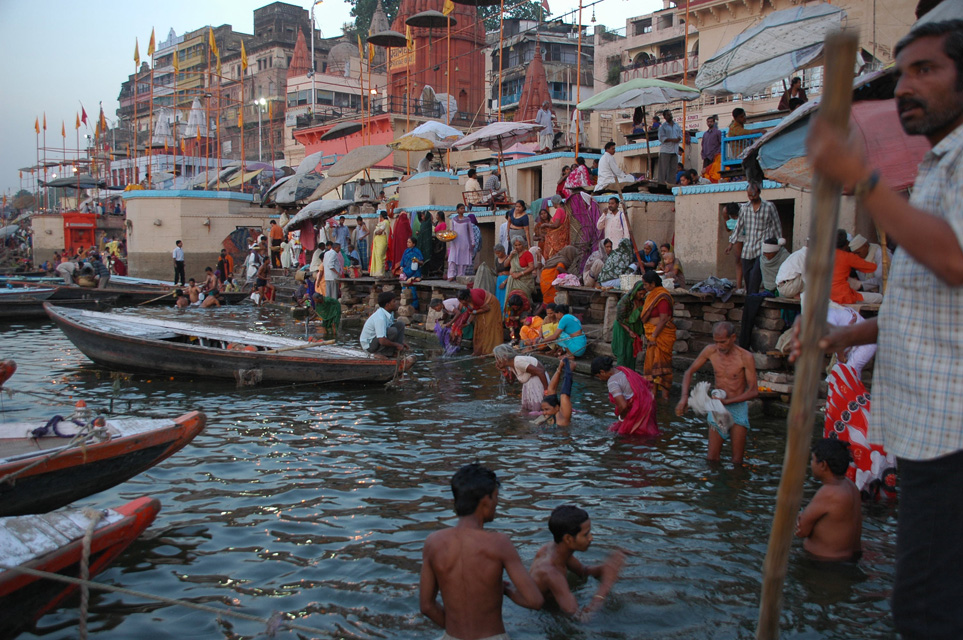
[{"xmin": 1, "ymin": 306, "xmax": 898, "ymax": 639}]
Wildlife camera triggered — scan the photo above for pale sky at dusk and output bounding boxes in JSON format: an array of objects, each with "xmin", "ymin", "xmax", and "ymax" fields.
[{"xmin": 0, "ymin": 0, "xmax": 660, "ymax": 196}]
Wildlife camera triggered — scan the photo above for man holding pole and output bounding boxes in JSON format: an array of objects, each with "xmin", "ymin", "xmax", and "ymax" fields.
[{"xmin": 804, "ymin": 19, "xmax": 963, "ymax": 639}]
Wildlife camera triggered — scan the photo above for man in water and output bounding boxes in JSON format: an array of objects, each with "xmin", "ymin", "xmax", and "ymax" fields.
[
  {"xmin": 420, "ymin": 463, "xmax": 543, "ymax": 639},
  {"xmin": 676, "ymin": 321, "xmax": 759, "ymax": 464},
  {"xmin": 795, "ymin": 439, "xmax": 862, "ymax": 562},
  {"xmin": 529, "ymin": 505, "xmax": 625, "ymax": 621},
  {"xmin": 200, "ymin": 289, "xmax": 221, "ymax": 308}
]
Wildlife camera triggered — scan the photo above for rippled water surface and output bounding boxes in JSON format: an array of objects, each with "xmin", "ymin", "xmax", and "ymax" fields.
[{"xmin": 1, "ymin": 306, "xmax": 898, "ymax": 639}]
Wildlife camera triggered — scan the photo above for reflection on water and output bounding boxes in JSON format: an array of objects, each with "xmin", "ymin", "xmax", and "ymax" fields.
[{"xmin": 0, "ymin": 306, "xmax": 898, "ymax": 639}]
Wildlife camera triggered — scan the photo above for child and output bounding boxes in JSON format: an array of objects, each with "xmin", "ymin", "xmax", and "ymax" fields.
[
  {"xmin": 519, "ymin": 315, "xmax": 543, "ymax": 348},
  {"xmin": 795, "ymin": 438, "xmax": 863, "ymax": 561},
  {"xmin": 529, "ymin": 505, "xmax": 625, "ymax": 621}
]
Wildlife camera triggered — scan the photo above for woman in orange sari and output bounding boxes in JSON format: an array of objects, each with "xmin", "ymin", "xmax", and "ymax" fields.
[
  {"xmin": 539, "ymin": 245, "xmax": 578, "ymax": 305},
  {"xmin": 541, "ymin": 194, "xmax": 570, "ymax": 260},
  {"xmin": 457, "ymin": 287, "xmax": 504, "ymax": 356},
  {"xmin": 639, "ymin": 270, "xmax": 676, "ymax": 401}
]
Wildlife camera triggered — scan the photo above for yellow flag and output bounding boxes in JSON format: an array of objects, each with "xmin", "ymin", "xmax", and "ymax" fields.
[
  {"xmin": 268, "ymin": 101, "xmax": 273, "ymax": 119},
  {"xmin": 208, "ymin": 28, "xmax": 219, "ymax": 58},
  {"xmin": 172, "ymin": 46, "xmax": 179, "ymax": 73},
  {"xmin": 238, "ymin": 110, "xmax": 243, "ymax": 128},
  {"xmin": 357, "ymin": 33, "xmax": 364, "ymax": 60},
  {"xmin": 216, "ymin": 54, "xmax": 222, "ymax": 77},
  {"xmin": 240, "ymin": 41, "xmax": 248, "ymax": 71},
  {"xmin": 61, "ymin": 121, "xmax": 66, "ymax": 138},
  {"xmin": 134, "ymin": 38, "xmax": 140, "ymax": 67},
  {"xmin": 443, "ymin": 0, "xmax": 455, "ymax": 16},
  {"xmin": 369, "ymin": 40, "xmax": 375, "ymax": 63},
  {"xmin": 76, "ymin": 113, "xmax": 81, "ymax": 130},
  {"xmin": 34, "ymin": 118, "xmax": 39, "ymax": 134},
  {"xmin": 148, "ymin": 28, "xmax": 155, "ymax": 57},
  {"xmin": 406, "ymin": 26, "xmax": 414, "ymax": 52}
]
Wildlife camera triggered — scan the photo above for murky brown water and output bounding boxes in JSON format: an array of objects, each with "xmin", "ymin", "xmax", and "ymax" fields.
[{"xmin": 1, "ymin": 306, "xmax": 898, "ymax": 638}]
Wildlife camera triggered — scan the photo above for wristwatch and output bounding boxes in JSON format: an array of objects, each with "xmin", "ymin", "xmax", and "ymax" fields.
[{"xmin": 854, "ymin": 170, "xmax": 880, "ymax": 200}]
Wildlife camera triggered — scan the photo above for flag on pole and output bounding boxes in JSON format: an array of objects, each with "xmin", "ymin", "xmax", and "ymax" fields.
[
  {"xmin": 357, "ymin": 33, "xmax": 364, "ymax": 60},
  {"xmin": 268, "ymin": 101, "xmax": 273, "ymax": 119},
  {"xmin": 134, "ymin": 38, "xmax": 140, "ymax": 66},
  {"xmin": 99, "ymin": 106, "xmax": 107, "ymax": 133},
  {"xmin": 75, "ymin": 113, "xmax": 81, "ymax": 129},
  {"xmin": 34, "ymin": 118, "xmax": 39, "ymax": 134},
  {"xmin": 172, "ymin": 46, "xmax": 179, "ymax": 73},
  {"xmin": 81, "ymin": 106, "xmax": 88, "ymax": 126},
  {"xmin": 61, "ymin": 121, "xmax": 66, "ymax": 138},
  {"xmin": 541, "ymin": 0, "xmax": 550, "ymax": 12},
  {"xmin": 164, "ymin": 140, "xmax": 169, "ymax": 153},
  {"xmin": 208, "ymin": 28, "xmax": 219, "ymax": 58},
  {"xmin": 216, "ymin": 52, "xmax": 222, "ymax": 77},
  {"xmin": 443, "ymin": 0, "xmax": 455, "ymax": 16},
  {"xmin": 369, "ymin": 40, "xmax": 375, "ymax": 64},
  {"xmin": 148, "ymin": 28, "xmax": 155, "ymax": 57},
  {"xmin": 43, "ymin": 113, "xmax": 47, "ymax": 131},
  {"xmin": 406, "ymin": 26, "xmax": 415, "ymax": 52},
  {"xmin": 240, "ymin": 41, "xmax": 248, "ymax": 72},
  {"xmin": 238, "ymin": 110, "xmax": 243, "ymax": 128},
  {"xmin": 180, "ymin": 139, "xmax": 186, "ymax": 154}
]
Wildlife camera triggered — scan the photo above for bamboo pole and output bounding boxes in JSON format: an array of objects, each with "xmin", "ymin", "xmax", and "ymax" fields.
[
  {"xmin": 755, "ymin": 30, "xmax": 858, "ymax": 640},
  {"xmin": 575, "ymin": 0, "xmax": 583, "ymax": 157},
  {"xmin": 497, "ymin": 0, "xmax": 504, "ymax": 121},
  {"xmin": 148, "ymin": 50, "xmax": 154, "ymax": 187}
]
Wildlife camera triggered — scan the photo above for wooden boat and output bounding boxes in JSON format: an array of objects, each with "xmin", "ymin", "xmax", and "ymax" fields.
[
  {"xmin": 45, "ymin": 304, "xmax": 403, "ymax": 385},
  {"xmin": 0, "ymin": 411, "xmax": 205, "ymax": 517},
  {"xmin": 0, "ymin": 287, "xmax": 55, "ymax": 301},
  {"xmin": 0, "ymin": 290, "xmax": 117, "ymax": 321},
  {"xmin": 0, "ymin": 496, "xmax": 160, "ymax": 635}
]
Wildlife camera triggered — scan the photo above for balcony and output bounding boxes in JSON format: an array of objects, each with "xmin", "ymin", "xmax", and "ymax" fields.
[
  {"xmin": 292, "ymin": 95, "xmax": 474, "ymax": 129},
  {"xmin": 720, "ymin": 132, "xmax": 764, "ymax": 169},
  {"xmin": 621, "ymin": 53, "xmax": 698, "ymax": 82}
]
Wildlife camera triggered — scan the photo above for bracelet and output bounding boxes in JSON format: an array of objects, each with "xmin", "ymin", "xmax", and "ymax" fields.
[
  {"xmin": 854, "ymin": 170, "xmax": 880, "ymax": 200},
  {"xmin": 593, "ymin": 594, "xmax": 605, "ymax": 600}
]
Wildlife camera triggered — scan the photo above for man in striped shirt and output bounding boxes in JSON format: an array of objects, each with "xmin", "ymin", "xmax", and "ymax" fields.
[
  {"xmin": 804, "ymin": 19, "xmax": 963, "ymax": 638},
  {"xmin": 732, "ymin": 182, "xmax": 782, "ymax": 294}
]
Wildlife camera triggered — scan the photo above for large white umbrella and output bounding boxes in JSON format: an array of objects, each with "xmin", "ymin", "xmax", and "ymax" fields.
[
  {"xmin": 283, "ymin": 199, "xmax": 354, "ymax": 232},
  {"xmin": 695, "ymin": 3, "xmax": 846, "ymax": 97},
  {"xmin": 389, "ymin": 121, "xmax": 464, "ymax": 151},
  {"xmin": 576, "ymin": 78, "xmax": 700, "ymax": 112},
  {"xmin": 454, "ymin": 121, "xmax": 543, "ymax": 202}
]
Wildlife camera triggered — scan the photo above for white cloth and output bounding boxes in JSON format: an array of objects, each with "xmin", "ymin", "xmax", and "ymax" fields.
[
  {"xmin": 826, "ymin": 304, "xmax": 877, "ymax": 377},
  {"xmin": 497, "ymin": 222, "xmax": 509, "ymax": 252},
  {"xmin": 856, "ymin": 243, "xmax": 888, "ymax": 291},
  {"xmin": 514, "ymin": 355, "xmax": 545, "ymax": 413},
  {"xmin": 594, "ymin": 153, "xmax": 635, "ymax": 192},
  {"xmin": 322, "ymin": 249, "xmax": 341, "ymax": 283},
  {"xmin": 464, "ymin": 177, "xmax": 482, "ymax": 204},
  {"xmin": 657, "ymin": 121, "xmax": 683, "ymax": 155},
  {"xmin": 595, "ymin": 210, "xmax": 630, "ymax": 245},
  {"xmin": 442, "ymin": 298, "xmax": 461, "ymax": 314},
  {"xmin": 172, "ymin": 246, "xmax": 184, "ymax": 261},
  {"xmin": 775, "ymin": 247, "xmax": 807, "ymax": 286},
  {"xmin": 309, "ymin": 248, "xmax": 324, "ymax": 275},
  {"xmin": 417, "ymin": 156, "xmax": 432, "ymax": 173}
]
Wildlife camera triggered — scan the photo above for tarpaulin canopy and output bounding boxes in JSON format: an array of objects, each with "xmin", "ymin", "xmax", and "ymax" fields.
[
  {"xmin": 282, "ymin": 199, "xmax": 354, "ymax": 232},
  {"xmin": 577, "ymin": 78, "xmax": 700, "ymax": 112},
  {"xmin": 695, "ymin": 3, "xmax": 846, "ymax": 97}
]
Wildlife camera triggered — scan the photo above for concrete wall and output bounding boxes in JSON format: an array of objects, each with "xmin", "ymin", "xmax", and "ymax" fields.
[
  {"xmin": 31, "ymin": 214, "xmax": 126, "ymax": 264},
  {"xmin": 123, "ymin": 190, "xmax": 272, "ymax": 281},
  {"xmin": 673, "ymin": 181, "xmax": 858, "ymax": 282}
]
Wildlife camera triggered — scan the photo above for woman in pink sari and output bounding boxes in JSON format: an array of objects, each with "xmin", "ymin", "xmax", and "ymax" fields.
[{"xmin": 591, "ymin": 356, "xmax": 658, "ymax": 437}]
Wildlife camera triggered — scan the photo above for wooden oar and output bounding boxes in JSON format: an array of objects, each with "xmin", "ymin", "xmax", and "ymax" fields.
[
  {"xmin": 137, "ymin": 290, "xmax": 176, "ymax": 306},
  {"xmin": 755, "ymin": 31, "xmax": 858, "ymax": 640},
  {"xmin": 261, "ymin": 339, "xmax": 336, "ymax": 355}
]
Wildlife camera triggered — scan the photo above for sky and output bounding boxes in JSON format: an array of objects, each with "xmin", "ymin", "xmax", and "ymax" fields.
[{"xmin": 0, "ymin": 0, "xmax": 662, "ymax": 197}]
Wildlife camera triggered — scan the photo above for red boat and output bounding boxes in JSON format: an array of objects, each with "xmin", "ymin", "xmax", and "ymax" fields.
[
  {"xmin": 0, "ymin": 411, "xmax": 205, "ymax": 517},
  {"xmin": 0, "ymin": 496, "xmax": 160, "ymax": 635}
]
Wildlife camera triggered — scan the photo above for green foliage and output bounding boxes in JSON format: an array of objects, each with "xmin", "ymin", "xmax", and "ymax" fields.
[
  {"xmin": 479, "ymin": 2, "xmax": 550, "ymax": 31},
  {"xmin": 606, "ymin": 60, "xmax": 622, "ymax": 86},
  {"xmin": 348, "ymin": 0, "xmax": 401, "ymax": 40}
]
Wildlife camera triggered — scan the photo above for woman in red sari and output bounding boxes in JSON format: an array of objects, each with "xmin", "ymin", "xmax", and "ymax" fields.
[
  {"xmin": 457, "ymin": 287, "xmax": 504, "ymax": 356},
  {"xmin": 591, "ymin": 356, "xmax": 658, "ymax": 437},
  {"xmin": 388, "ymin": 210, "xmax": 411, "ymax": 275},
  {"xmin": 541, "ymin": 194, "xmax": 570, "ymax": 260}
]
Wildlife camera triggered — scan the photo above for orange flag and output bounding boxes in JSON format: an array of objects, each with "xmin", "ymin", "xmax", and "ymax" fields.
[
  {"xmin": 43, "ymin": 113, "xmax": 47, "ymax": 131},
  {"xmin": 134, "ymin": 38, "xmax": 140, "ymax": 66},
  {"xmin": 34, "ymin": 117, "xmax": 39, "ymax": 134},
  {"xmin": 240, "ymin": 41, "xmax": 248, "ymax": 71},
  {"xmin": 147, "ymin": 28, "xmax": 155, "ymax": 57},
  {"xmin": 180, "ymin": 139, "xmax": 186, "ymax": 153},
  {"xmin": 61, "ymin": 121, "xmax": 66, "ymax": 138},
  {"xmin": 75, "ymin": 113, "xmax": 81, "ymax": 129}
]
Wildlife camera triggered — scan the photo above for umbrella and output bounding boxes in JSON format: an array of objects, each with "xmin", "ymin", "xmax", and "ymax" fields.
[
  {"xmin": 576, "ymin": 78, "xmax": 700, "ymax": 112},
  {"xmin": 406, "ymin": 10, "xmax": 455, "ymax": 29},
  {"xmin": 389, "ymin": 121, "xmax": 463, "ymax": 151},
  {"xmin": 367, "ymin": 30, "xmax": 407, "ymax": 48},
  {"xmin": 325, "ymin": 145, "xmax": 392, "ymax": 178},
  {"xmin": 695, "ymin": 3, "xmax": 846, "ymax": 96},
  {"xmin": 450, "ymin": 0, "xmax": 500, "ymax": 6},
  {"xmin": 320, "ymin": 121, "xmax": 363, "ymax": 141},
  {"xmin": 43, "ymin": 175, "xmax": 105, "ymax": 189},
  {"xmin": 454, "ymin": 121, "xmax": 544, "ymax": 201},
  {"xmin": 294, "ymin": 151, "xmax": 327, "ymax": 176},
  {"xmin": 272, "ymin": 172, "xmax": 325, "ymax": 205},
  {"xmin": 304, "ymin": 173, "xmax": 355, "ymax": 204},
  {"xmin": 282, "ymin": 199, "xmax": 354, "ymax": 233}
]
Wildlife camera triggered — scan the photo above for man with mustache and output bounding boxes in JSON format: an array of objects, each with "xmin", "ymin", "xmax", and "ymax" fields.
[{"xmin": 805, "ymin": 19, "xmax": 963, "ymax": 639}]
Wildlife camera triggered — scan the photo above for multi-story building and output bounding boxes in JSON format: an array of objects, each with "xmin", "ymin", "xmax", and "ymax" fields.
[{"xmin": 486, "ymin": 18, "xmax": 594, "ymax": 130}]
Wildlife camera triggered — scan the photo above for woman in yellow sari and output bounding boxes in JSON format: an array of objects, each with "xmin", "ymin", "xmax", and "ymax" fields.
[
  {"xmin": 369, "ymin": 211, "xmax": 390, "ymax": 276},
  {"xmin": 639, "ymin": 270, "xmax": 676, "ymax": 401}
]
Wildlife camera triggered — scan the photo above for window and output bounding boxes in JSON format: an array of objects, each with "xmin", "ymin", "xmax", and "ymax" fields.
[
  {"xmin": 317, "ymin": 90, "xmax": 334, "ymax": 105},
  {"xmin": 633, "ymin": 19, "xmax": 652, "ymax": 36}
]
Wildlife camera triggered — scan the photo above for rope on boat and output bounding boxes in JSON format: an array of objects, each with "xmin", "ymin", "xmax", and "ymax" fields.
[
  {"xmin": 0, "ymin": 419, "xmax": 109, "ymax": 487},
  {"xmin": 0, "ymin": 562, "xmax": 346, "ymax": 638},
  {"xmin": 78, "ymin": 507, "xmax": 104, "ymax": 640}
]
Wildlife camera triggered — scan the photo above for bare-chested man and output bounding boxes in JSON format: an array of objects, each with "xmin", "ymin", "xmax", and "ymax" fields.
[
  {"xmin": 200, "ymin": 290, "xmax": 221, "ymax": 308},
  {"xmin": 529, "ymin": 505, "xmax": 625, "ymax": 622},
  {"xmin": 676, "ymin": 321, "xmax": 759, "ymax": 464},
  {"xmin": 420, "ymin": 463, "xmax": 543, "ymax": 640},
  {"xmin": 185, "ymin": 278, "xmax": 202, "ymax": 305},
  {"xmin": 174, "ymin": 289, "xmax": 190, "ymax": 309},
  {"xmin": 795, "ymin": 438, "xmax": 862, "ymax": 562}
]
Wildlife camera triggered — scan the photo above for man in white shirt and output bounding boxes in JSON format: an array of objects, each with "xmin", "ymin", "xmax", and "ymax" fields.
[
  {"xmin": 172, "ymin": 240, "xmax": 186, "ymax": 285},
  {"xmin": 656, "ymin": 109, "xmax": 683, "ymax": 186},
  {"xmin": 775, "ymin": 245, "xmax": 807, "ymax": 298},
  {"xmin": 417, "ymin": 152, "xmax": 434, "ymax": 174},
  {"xmin": 595, "ymin": 197, "xmax": 631, "ymax": 246},
  {"xmin": 535, "ymin": 101, "xmax": 555, "ymax": 153},
  {"xmin": 322, "ymin": 242, "xmax": 343, "ymax": 299},
  {"xmin": 56, "ymin": 259, "xmax": 78, "ymax": 285},
  {"xmin": 464, "ymin": 169, "xmax": 482, "ymax": 205},
  {"xmin": 595, "ymin": 143, "xmax": 638, "ymax": 193},
  {"xmin": 359, "ymin": 291, "xmax": 407, "ymax": 356}
]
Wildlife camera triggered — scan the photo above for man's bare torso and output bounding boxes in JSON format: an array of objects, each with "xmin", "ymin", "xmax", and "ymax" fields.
[{"xmin": 708, "ymin": 346, "xmax": 751, "ymax": 399}]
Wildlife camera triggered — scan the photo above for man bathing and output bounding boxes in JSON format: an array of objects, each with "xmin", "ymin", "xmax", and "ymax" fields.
[
  {"xmin": 420, "ymin": 463, "xmax": 543, "ymax": 640},
  {"xmin": 529, "ymin": 505, "xmax": 625, "ymax": 621},
  {"xmin": 796, "ymin": 439, "xmax": 862, "ymax": 562},
  {"xmin": 676, "ymin": 321, "xmax": 759, "ymax": 464}
]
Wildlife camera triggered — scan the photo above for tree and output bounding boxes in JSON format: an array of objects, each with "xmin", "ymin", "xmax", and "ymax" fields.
[
  {"xmin": 348, "ymin": 0, "xmax": 401, "ymax": 41},
  {"xmin": 479, "ymin": 2, "xmax": 550, "ymax": 31}
]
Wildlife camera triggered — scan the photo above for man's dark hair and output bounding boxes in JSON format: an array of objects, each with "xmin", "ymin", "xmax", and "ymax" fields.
[
  {"xmin": 377, "ymin": 291, "xmax": 397, "ymax": 307},
  {"xmin": 451, "ymin": 463, "xmax": 500, "ymax": 516},
  {"xmin": 270, "ymin": 220, "xmax": 277, "ymax": 225},
  {"xmin": 175, "ymin": 289, "xmax": 184, "ymax": 296},
  {"xmin": 725, "ymin": 202, "xmax": 740, "ymax": 217},
  {"xmin": 812, "ymin": 438, "xmax": 852, "ymax": 477},
  {"xmin": 549, "ymin": 505, "xmax": 589, "ymax": 543},
  {"xmin": 591, "ymin": 356, "xmax": 615, "ymax": 375},
  {"xmin": 507, "ymin": 294, "xmax": 524, "ymax": 309},
  {"xmin": 427, "ymin": 152, "xmax": 434, "ymax": 160},
  {"xmin": 575, "ymin": 156, "xmax": 586, "ymax": 166},
  {"xmin": 467, "ymin": 168, "xmax": 476, "ymax": 178},
  {"xmin": 604, "ymin": 141, "xmax": 616, "ymax": 151},
  {"xmin": 457, "ymin": 288, "xmax": 471, "ymax": 302},
  {"xmin": 609, "ymin": 197, "xmax": 619, "ymax": 204},
  {"xmin": 895, "ymin": 20, "xmax": 963, "ymax": 91},
  {"xmin": 732, "ymin": 107, "xmax": 746, "ymax": 118},
  {"xmin": 836, "ymin": 228, "xmax": 850, "ymax": 249},
  {"xmin": 663, "ymin": 109, "xmax": 672, "ymax": 119},
  {"xmin": 554, "ymin": 303, "xmax": 570, "ymax": 315}
]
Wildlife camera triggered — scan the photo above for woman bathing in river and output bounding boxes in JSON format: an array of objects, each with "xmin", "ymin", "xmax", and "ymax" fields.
[{"xmin": 540, "ymin": 357, "xmax": 574, "ymax": 427}]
